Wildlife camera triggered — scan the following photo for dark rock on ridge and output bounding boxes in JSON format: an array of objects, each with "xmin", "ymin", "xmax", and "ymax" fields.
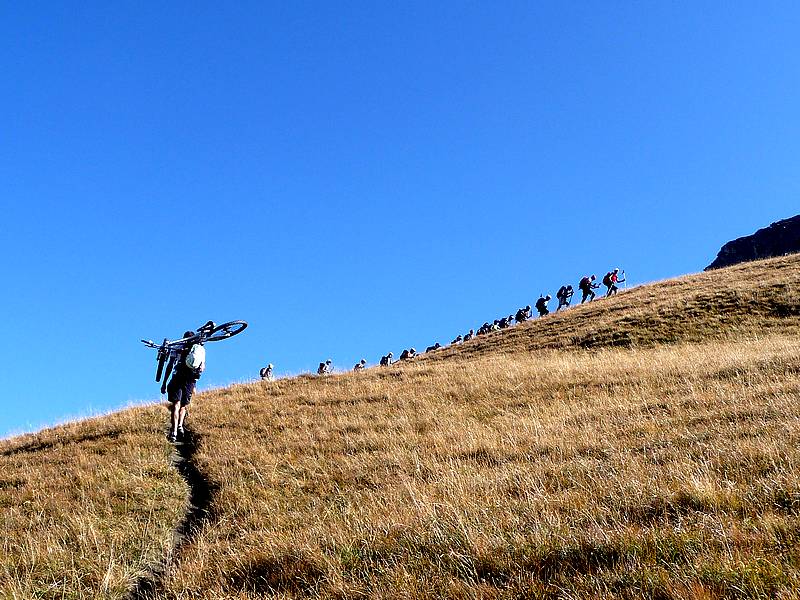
[{"xmin": 706, "ymin": 215, "xmax": 800, "ymax": 270}]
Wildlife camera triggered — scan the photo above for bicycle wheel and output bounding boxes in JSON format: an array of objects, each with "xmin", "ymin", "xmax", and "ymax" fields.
[
  {"xmin": 155, "ymin": 352, "xmax": 167, "ymax": 383},
  {"xmin": 204, "ymin": 320, "xmax": 248, "ymax": 342},
  {"xmin": 160, "ymin": 354, "xmax": 177, "ymax": 394},
  {"xmin": 152, "ymin": 338, "xmax": 170, "ymax": 382}
]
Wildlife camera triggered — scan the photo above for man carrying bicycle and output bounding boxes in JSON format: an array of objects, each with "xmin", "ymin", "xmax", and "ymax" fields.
[{"xmin": 167, "ymin": 330, "xmax": 205, "ymax": 442}]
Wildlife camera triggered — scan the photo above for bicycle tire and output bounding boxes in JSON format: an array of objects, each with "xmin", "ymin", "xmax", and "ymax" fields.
[
  {"xmin": 155, "ymin": 340, "xmax": 168, "ymax": 383},
  {"xmin": 161, "ymin": 354, "xmax": 177, "ymax": 394},
  {"xmin": 203, "ymin": 320, "xmax": 248, "ymax": 342}
]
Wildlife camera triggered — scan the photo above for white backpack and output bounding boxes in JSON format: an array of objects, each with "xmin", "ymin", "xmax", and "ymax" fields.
[{"xmin": 185, "ymin": 344, "xmax": 206, "ymax": 371}]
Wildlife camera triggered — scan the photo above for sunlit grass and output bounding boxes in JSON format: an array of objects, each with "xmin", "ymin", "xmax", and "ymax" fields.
[
  {"xmin": 2, "ymin": 254, "xmax": 800, "ymax": 598},
  {"xmin": 0, "ymin": 407, "xmax": 185, "ymax": 599},
  {"xmin": 170, "ymin": 339, "xmax": 800, "ymax": 596}
]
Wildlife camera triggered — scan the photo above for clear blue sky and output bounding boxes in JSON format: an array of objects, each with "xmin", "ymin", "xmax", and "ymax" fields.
[{"xmin": 2, "ymin": 2, "xmax": 798, "ymax": 438}]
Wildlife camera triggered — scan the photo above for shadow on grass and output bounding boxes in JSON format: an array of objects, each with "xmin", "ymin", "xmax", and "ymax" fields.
[
  {"xmin": 228, "ymin": 552, "xmax": 327, "ymax": 595},
  {"xmin": 127, "ymin": 428, "xmax": 218, "ymax": 599}
]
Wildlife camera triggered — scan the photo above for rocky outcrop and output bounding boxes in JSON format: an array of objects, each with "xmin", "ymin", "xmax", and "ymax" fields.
[{"xmin": 706, "ymin": 215, "xmax": 800, "ymax": 270}]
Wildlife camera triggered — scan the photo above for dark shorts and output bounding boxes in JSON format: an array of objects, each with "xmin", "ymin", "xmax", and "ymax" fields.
[{"xmin": 167, "ymin": 377, "xmax": 196, "ymax": 407}]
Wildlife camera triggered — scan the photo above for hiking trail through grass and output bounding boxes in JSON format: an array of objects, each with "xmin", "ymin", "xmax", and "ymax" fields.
[{"xmin": 128, "ymin": 428, "xmax": 217, "ymax": 599}]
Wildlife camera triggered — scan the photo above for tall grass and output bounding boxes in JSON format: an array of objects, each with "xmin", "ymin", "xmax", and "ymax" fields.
[
  {"xmin": 0, "ymin": 406, "xmax": 185, "ymax": 599},
  {"xmin": 163, "ymin": 334, "xmax": 800, "ymax": 598},
  {"xmin": 2, "ymin": 254, "xmax": 800, "ymax": 598}
]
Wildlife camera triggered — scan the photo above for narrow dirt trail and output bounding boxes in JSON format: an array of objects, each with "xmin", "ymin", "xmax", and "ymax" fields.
[{"xmin": 127, "ymin": 429, "xmax": 217, "ymax": 599}]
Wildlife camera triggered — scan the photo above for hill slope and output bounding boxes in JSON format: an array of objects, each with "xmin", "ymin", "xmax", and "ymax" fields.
[{"xmin": 2, "ymin": 255, "xmax": 800, "ymax": 599}]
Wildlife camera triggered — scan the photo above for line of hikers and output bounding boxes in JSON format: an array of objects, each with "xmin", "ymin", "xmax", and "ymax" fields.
[
  {"xmin": 257, "ymin": 268, "xmax": 625, "ymax": 379},
  {"xmin": 448, "ymin": 268, "xmax": 624, "ymax": 341}
]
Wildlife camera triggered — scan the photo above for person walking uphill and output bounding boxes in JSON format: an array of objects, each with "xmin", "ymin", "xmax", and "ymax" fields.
[
  {"xmin": 259, "ymin": 363, "xmax": 274, "ymax": 381},
  {"xmin": 167, "ymin": 331, "xmax": 205, "ymax": 443},
  {"xmin": 579, "ymin": 275, "xmax": 599, "ymax": 303},
  {"xmin": 603, "ymin": 268, "xmax": 625, "ymax": 297},
  {"xmin": 556, "ymin": 285, "xmax": 573, "ymax": 311},
  {"xmin": 535, "ymin": 295, "xmax": 551, "ymax": 317},
  {"xmin": 399, "ymin": 348, "xmax": 417, "ymax": 361}
]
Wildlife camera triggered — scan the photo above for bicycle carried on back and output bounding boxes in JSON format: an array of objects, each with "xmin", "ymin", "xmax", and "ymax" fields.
[{"xmin": 141, "ymin": 320, "xmax": 248, "ymax": 394}]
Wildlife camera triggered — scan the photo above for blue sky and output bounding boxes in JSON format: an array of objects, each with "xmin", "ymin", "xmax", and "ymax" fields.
[{"xmin": 1, "ymin": 2, "xmax": 798, "ymax": 437}]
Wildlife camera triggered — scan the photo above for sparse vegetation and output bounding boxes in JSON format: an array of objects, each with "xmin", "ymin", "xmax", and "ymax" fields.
[{"xmin": 2, "ymin": 254, "xmax": 800, "ymax": 598}]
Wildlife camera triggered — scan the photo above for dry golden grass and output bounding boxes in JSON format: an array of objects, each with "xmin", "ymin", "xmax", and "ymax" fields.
[
  {"xmin": 429, "ymin": 254, "xmax": 800, "ymax": 360},
  {"xmin": 0, "ymin": 406, "xmax": 185, "ymax": 599},
  {"xmin": 3, "ymin": 254, "xmax": 800, "ymax": 598},
  {"xmin": 160, "ymin": 333, "xmax": 800, "ymax": 599}
]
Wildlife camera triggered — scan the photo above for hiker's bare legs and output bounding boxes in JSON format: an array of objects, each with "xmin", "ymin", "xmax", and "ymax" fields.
[
  {"xmin": 178, "ymin": 406, "xmax": 188, "ymax": 430},
  {"xmin": 170, "ymin": 400, "xmax": 181, "ymax": 438}
]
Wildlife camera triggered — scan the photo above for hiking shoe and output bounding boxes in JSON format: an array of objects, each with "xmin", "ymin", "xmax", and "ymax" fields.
[
  {"xmin": 177, "ymin": 426, "xmax": 185, "ymax": 439},
  {"xmin": 168, "ymin": 433, "xmax": 177, "ymax": 443}
]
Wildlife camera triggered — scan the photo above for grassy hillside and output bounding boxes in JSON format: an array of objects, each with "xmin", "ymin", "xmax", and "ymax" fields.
[
  {"xmin": 0, "ymin": 407, "xmax": 185, "ymax": 599},
  {"xmin": 429, "ymin": 254, "xmax": 800, "ymax": 359},
  {"xmin": 2, "ymin": 254, "xmax": 800, "ymax": 599}
]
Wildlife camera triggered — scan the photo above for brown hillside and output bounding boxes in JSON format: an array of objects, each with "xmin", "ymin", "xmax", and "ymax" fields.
[
  {"xmin": 160, "ymin": 255, "xmax": 800, "ymax": 598},
  {"xmin": 2, "ymin": 254, "xmax": 800, "ymax": 599},
  {"xmin": 0, "ymin": 407, "xmax": 185, "ymax": 599},
  {"xmin": 428, "ymin": 253, "xmax": 800, "ymax": 360}
]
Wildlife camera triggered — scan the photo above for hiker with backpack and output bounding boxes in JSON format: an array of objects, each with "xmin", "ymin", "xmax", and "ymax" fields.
[
  {"xmin": 317, "ymin": 359, "xmax": 333, "ymax": 375},
  {"xmin": 451, "ymin": 335, "xmax": 463, "ymax": 345},
  {"xmin": 556, "ymin": 285, "xmax": 573, "ymax": 311},
  {"xmin": 578, "ymin": 275, "xmax": 600, "ymax": 303},
  {"xmin": 379, "ymin": 352, "xmax": 393, "ymax": 366},
  {"xmin": 535, "ymin": 295, "xmax": 551, "ymax": 317},
  {"xmin": 463, "ymin": 329, "xmax": 475, "ymax": 342},
  {"xmin": 167, "ymin": 331, "xmax": 205, "ymax": 443},
  {"xmin": 353, "ymin": 359, "xmax": 367, "ymax": 371},
  {"xmin": 515, "ymin": 306, "xmax": 531, "ymax": 323},
  {"xmin": 603, "ymin": 268, "xmax": 625, "ymax": 297},
  {"xmin": 259, "ymin": 363, "xmax": 274, "ymax": 381},
  {"xmin": 426, "ymin": 343, "xmax": 441, "ymax": 353},
  {"xmin": 399, "ymin": 348, "xmax": 417, "ymax": 360}
]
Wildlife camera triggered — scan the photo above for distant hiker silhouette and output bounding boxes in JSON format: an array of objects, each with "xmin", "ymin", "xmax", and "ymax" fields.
[
  {"xmin": 259, "ymin": 363, "xmax": 274, "ymax": 381},
  {"xmin": 603, "ymin": 268, "xmax": 624, "ymax": 297},
  {"xmin": 535, "ymin": 295, "xmax": 551, "ymax": 317},
  {"xmin": 579, "ymin": 275, "xmax": 599, "ymax": 303},
  {"xmin": 556, "ymin": 285, "xmax": 573, "ymax": 311},
  {"xmin": 399, "ymin": 348, "xmax": 416, "ymax": 360}
]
